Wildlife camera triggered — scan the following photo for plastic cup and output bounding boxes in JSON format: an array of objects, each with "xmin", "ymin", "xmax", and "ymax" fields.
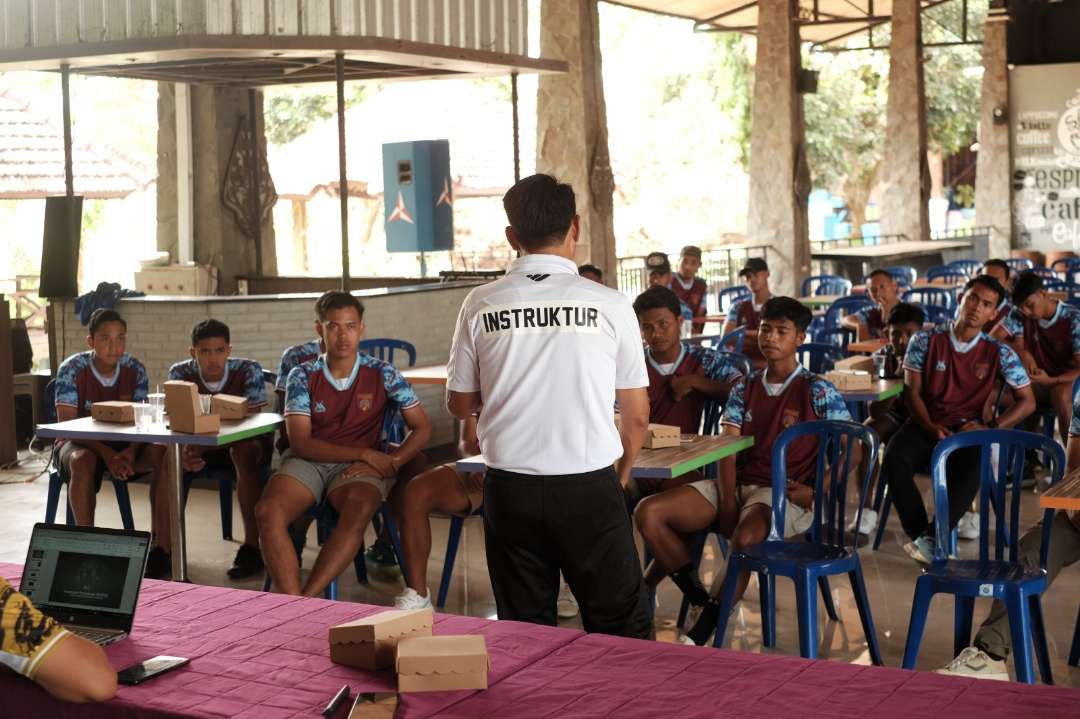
[
  {"xmin": 872, "ymin": 354, "xmax": 887, "ymax": 379},
  {"xmin": 134, "ymin": 403, "xmax": 155, "ymax": 432},
  {"xmin": 199, "ymin": 394, "xmax": 211, "ymax": 415}
]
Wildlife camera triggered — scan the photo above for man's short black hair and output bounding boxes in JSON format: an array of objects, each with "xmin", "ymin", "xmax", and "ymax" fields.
[
  {"xmin": 983, "ymin": 258, "xmax": 1010, "ymax": 280},
  {"xmin": 191, "ymin": 319, "xmax": 230, "ymax": 346},
  {"xmin": 1010, "ymin": 271, "xmax": 1043, "ymax": 306},
  {"xmin": 88, "ymin": 308, "xmax": 126, "ymax": 336},
  {"xmin": 867, "ymin": 268, "xmax": 895, "ymax": 282},
  {"xmin": 314, "ymin": 291, "xmax": 365, "ymax": 321},
  {"xmin": 964, "ymin": 274, "xmax": 1008, "ymax": 306},
  {"xmin": 578, "ymin": 264, "xmax": 602, "ymax": 279},
  {"xmin": 502, "ymin": 174, "xmax": 576, "ymax": 252},
  {"xmin": 887, "ymin": 302, "xmax": 925, "ymax": 327},
  {"xmin": 633, "ymin": 286, "xmax": 682, "ymax": 319},
  {"xmin": 760, "ymin": 296, "xmax": 812, "ymax": 332}
]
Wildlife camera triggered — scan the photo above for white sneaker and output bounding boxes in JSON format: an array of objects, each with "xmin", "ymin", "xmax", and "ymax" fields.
[
  {"xmin": 394, "ymin": 587, "xmax": 432, "ymax": 610},
  {"xmin": 934, "ymin": 646, "xmax": 1009, "ymax": 681},
  {"xmin": 847, "ymin": 508, "xmax": 879, "ymax": 536},
  {"xmin": 557, "ymin": 582, "xmax": 579, "ymax": 618},
  {"xmin": 957, "ymin": 511, "xmax": 980, "ymax": 540},
  {"xmin": 903, "ymin": 535, "xmax": 936, "ymax": 565},
  {"xmin": 676, "ymin": 634, "xmax": 697, "ymax": 646}
]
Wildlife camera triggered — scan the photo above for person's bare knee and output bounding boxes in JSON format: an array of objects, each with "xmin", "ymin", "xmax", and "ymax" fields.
[
  {"xmin": 731, "ymin": 506, "xmax": 770, "ymax": 549},
  {"xmin": 67, "ymin": 448, "xmax": 97, "ymax": 479},
  {"xmin": 256, "ymin": 478, "xmax": 310, "ymax": 530},
  {"xmin": 633, "ymin": 495, "xmax": 665, "ymax": 540},
  {"xmin": 329, "ymin": 482, "xmax": 381, "ymax": 526}
]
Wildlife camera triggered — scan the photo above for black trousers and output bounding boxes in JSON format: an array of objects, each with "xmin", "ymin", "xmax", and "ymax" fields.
[
  {"xmin": 880, "ymin": 420, "xmax": 982, "ymax": 541},
  {"xmin": 483, "ymin": 466, "xmax": 651, "ymax": 639}
]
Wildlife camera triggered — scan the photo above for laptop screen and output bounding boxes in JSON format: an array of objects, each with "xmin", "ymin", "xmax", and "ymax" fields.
[{"xmin": 20, "ymin": 524, "xmax": 150, "ymax": 626}]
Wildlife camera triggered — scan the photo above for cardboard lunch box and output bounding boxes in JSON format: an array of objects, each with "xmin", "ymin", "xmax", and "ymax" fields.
[
  {"xmin": 613, "ymin": 417, "xmax": 682, "ymax": 449},
  {"xmin": 395, "ymin": 635, "xmax": 490, "ymax": 693},
  {"xmin": 210, "ymin": 393, "xmax": 248, "ymax": 420},
  {"xmin": 329, "ymin": 608, "xmax": 434, "ymax": 671},
  {"xmin": 90, "ymin": 401, "xmax": 137, "ymax": 423},
  {"xmin": 825, "ymin": 370, "xmax": 874, "ymax": 391},
  {"xmin": 833, "ymin": 355, "xmax": 875, "ymax": 373},
  {"xmin": 163, "ymin": 381, "xmax": 221, "ymax": 434}
]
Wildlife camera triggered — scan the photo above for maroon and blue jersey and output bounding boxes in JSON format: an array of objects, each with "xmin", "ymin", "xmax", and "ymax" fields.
[
  {"xmin": 284, "ymin": 354, "xmax": 419, "ymax": 448},
  {"xmin": 275, "ymin": 339, "xmax": 321, "ymax": 394},
  {"xmin": 721, "ymin": 367, "xmax": 850, "ymax": 487},
  {"xmin": 853, "ymin": 306, "xmax": 885, "ymax": 339},
  {"xmin": 670, "ymin": 275, "xmax": 708, "ymax": 330},
  {"xmin": 55, "ymin": 351, "xmax": 148, "ymax": 417},
  {"xmin": 904, "ymin": 327, "xmax": 1030, "ymax": 429},
  {"xmin": 168, "ymin": 357, "xmax": 267, "ymax": 410},
  {"xmin": 645, "ymin": 343, "xmax": 744, "ymax": 433},
  {"xmin": 999, "ymin": 301, "xmax": 1080, "ymax": 377}
]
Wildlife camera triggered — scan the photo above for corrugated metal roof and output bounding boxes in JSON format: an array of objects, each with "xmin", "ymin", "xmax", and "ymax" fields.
[{"xmin": 0, "ymin": 90, "xmax": 143, "ymax": 199}]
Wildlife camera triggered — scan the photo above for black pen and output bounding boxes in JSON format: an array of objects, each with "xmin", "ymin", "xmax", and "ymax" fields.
[{"xmin": 323, "ymin": 685, "xmax": 350, "ymax": 718}]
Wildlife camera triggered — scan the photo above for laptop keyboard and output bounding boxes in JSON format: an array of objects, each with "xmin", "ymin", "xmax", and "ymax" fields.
[{"xmin": 67, "ymin": 626, "xmax": 123, "ymax": 646}]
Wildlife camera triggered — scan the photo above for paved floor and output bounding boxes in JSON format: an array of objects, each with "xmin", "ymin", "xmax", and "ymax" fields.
[{"xmin": 2, "ymin": 452, "xmax": 1078, "ymax": 687}]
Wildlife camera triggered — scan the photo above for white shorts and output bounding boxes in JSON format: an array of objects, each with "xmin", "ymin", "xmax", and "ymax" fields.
[{"xmin": 689, "ymin": 479, "xmax": 813, "ymax": 537}]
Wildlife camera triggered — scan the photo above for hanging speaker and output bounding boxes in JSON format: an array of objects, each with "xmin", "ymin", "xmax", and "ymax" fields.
[{"xmin": 39, "ymin": 195, "xmax": 82, "ymax": 298}]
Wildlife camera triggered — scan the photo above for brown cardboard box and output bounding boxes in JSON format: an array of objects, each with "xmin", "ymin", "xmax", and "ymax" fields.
[
  {"xmin": 825, "ymin": 370, "xmax": 874, "ymax": 391},
  {"xmin": 90, "ymin": 401, "xmax": 137, "ymax": 423},
  {"xmin": 210, "ymin": 393, "xmax": 248, "ymax": 420},
  {"xmin": 396, "ymin": 635, "xmax": 489, "ymax": 693},
  {"xmin": 643, "ymin": 423, "xmax": 680, "ymax": 449},
  {"xmin": 164, "ymin": 381, "xmax": 220, "ymax": 434},
  {"xmin": 834, "ymin": 355, "xmax": 874, "ymax": 373},
  {"xmin": 329, "ymin": 608, "xmax": 433, "ymax": 671}
]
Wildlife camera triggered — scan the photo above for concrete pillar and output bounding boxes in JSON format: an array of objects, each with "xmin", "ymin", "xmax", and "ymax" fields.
[
  {"xmin": 745, "ymin": 0, "xmax": 810, "ymax": 296},
  {"xmin": 158, "ymin": 84, "xmax": 277, "ymax": 295},
  {"xmin": 881, "ymin": 0, "xmax": 930, "ymax": 243},
  {"xmin": 975, "ymin": 17, "xmax": 1011, "ymax": 257},
  {"xmin": 536, "ymin": 0, "xmax": 617, "ymax": 285}
]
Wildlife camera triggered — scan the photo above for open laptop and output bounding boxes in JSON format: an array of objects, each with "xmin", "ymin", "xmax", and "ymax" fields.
[{"xmin": 19, "ymin": 523, "xmax": 150, "ymax": 647}]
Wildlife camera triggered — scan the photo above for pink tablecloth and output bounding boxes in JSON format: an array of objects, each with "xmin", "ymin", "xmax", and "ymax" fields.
[
  {"xmin": 433, "ymin": 633, "xmax": 1080, "ymax": 719},
  {"xmin": 0, "ymin": 563, "xmax": 581, "ymax": 718}
]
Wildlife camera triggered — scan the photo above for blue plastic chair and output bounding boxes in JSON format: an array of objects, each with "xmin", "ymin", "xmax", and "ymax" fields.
[
  {"xmin": 1031, "ymin": 266, "xmax": 1057, "ymax": 280},
  {"xmin": 797, "ymin": 343, "xmax": 844, "ymax": 373},
  {"xmin": 903, "ymin": 287, "xmax": 955, "ymax": 310},
  {"xmin": 1005, "ymin": 258, "xmax": 1035, "ymax": 272},
  {"xmin": 1070, "ymin": 608, "xmax": 1080, "ymax": 667},
  {"xmin": 926, "ymin": 266, "xmax": 968, "ymax": 285},
  {"xmin": 911, "ymin": 303, "xmax": 952, "ymax": 328},
  {"xmin": 901, "ymin": 429, "xmax": 1064, "ymax": 684},
  {"xmin": 42, "ymin": 380, "xmax": 136, "ymax": 530},
  {"xmin": 718, "ymin": 286, "xmax": 751, "ymax": 313},
  {"xmin": 822, "ymin": 295, "xmax": 874, "ymax": 331},
  {"xmin": 814, "ymin": 326, "xmax": 855, "ymax": 351},
  {"xmin": 886, "ymin": 265, "xmax": 917, "ymax": 286},
  {"xmin": 711, "ymin": 420, "xmax": 883, "ymax": 663},
  {"xmin": 947, "ymin": 259, "xmax": 982, "ymax": 277},
  {"xmin": 358, "ymin": 339, "xmax": 417, "ymax": 367},
  {"xmin": 1050, "ymin": 257, "xmax": 1080, "ymax": 281},
  {"xmin": 801, "ymin": 275, "xmax": 852, "ymax": 297},
  {"xmin": 1041, "ymin": 277, "xmax": 1069, "ymax": 292},
  {"xmin": 701, "ymin": 350, "xmax": 752, "ymax": 436},
  {"xmin": 436, "ymin": 504, "xmax": 484, "ymax": 608},
  {"xmin": 719, "ymin": 326, "xmax": 747, "ymax": 354}
]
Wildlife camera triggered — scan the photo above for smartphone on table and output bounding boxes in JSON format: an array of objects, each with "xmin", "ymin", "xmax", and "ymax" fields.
[{"xmin": 117, "ymin": 656, "xmax": 190, "ymax": 685}]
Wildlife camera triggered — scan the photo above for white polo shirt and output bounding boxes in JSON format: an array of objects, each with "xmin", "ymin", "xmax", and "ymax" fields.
[{"xmin": 447, "ymin": 253, "xmax": 648, "ymax": 475}]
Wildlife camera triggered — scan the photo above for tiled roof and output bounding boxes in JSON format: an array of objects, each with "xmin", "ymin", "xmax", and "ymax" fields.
[{"xmin": 0, "ymin": 90, "xmax": 143, "ymax": 199}]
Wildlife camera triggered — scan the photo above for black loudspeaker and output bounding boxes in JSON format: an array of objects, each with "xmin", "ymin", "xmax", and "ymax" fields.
[{"xmin": 39, "ymin": 195, "xmax": 82, "ymax": 299}]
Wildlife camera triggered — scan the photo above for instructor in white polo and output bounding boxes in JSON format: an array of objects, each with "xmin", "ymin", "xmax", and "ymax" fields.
[{"xmin": 447, "ymin": 174, "xmax": 652, "ymax": 638}]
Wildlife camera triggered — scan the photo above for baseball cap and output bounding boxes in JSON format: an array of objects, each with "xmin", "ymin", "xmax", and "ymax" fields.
[
  {"xmin": 680, "ymin": 245, "xmax": 702, "ymax": 260},
  {"xmin": 645, "ymin": 252, "xmax": 671, "ymax": 274},
  {"xmin": 739, "ymin": 257, "xmax": 769, "ymax": 277}
]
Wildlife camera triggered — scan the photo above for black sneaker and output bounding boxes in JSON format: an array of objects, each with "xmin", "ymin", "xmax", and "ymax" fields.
[
  {"xmin": 227, "ymin": 544, "xmax": 265, "ymax": 579},
  {"xmin": 364, "ymin": 536, "xmax": 399, "ymax": 569},
  {"xmin": 145, "ymin": 546, "xmax": 171, "ymax": 580}
]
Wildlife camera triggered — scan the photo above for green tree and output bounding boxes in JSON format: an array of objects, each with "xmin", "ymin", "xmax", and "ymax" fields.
[{"xmin": 264, "ymin": 82, "xmax": 378, "ymax": 146}]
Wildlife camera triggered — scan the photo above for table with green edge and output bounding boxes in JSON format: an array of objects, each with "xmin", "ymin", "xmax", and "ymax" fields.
[
  {"xmin": 838, "ymin": 378, "xmax": 903, "ymax": 404},
  {"xmin": 36, "ymin": 412, "xmax": 283, "ymax": 582},
  {"xmin": 456, "ymin": 434, "xmax": 754, "ymax": 479},
  {"xmin": 797, "ymin": 294, "xmax": 842, "ymax": 308}
]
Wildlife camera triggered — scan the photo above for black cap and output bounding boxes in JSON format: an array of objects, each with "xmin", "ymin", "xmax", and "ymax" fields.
[
  {"xmin": 739, "ymin": 257, "xmax": 769, "ymax": 277},
  {"xmin": 645, "ymin": 252, "xmax": 671, "ymax": 274}
]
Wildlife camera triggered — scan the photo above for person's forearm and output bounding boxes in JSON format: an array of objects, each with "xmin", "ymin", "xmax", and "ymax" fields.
[
  {"xmin": 905, "ymin": 390, "xmax": 937, "ymax": 433},
  {"xmin": 289, "ymin": 435, "xmax": 366, "ymax": 463},
  {"xmin": 616, "ymin": 416, "xmax": 647, "ymax": 484},
  {"xmin": 1055, "ymin": 367, "xmax": 1080, "ymax": 386},
  {"xmin": 692, "ymin": 376, "xmax": 732, "ymax": 401},
  {"xmin": 996, "ymin": 394, "xmax": 1035, "ymax": 429},
  {"xmin": 390, "ymin": 421, "xmax": 432, "ymax": 466}
]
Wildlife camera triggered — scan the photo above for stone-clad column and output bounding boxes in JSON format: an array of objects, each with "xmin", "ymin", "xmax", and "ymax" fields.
[
  {"xmin": 536, "ymin": 0, "xmax": 617, "ymax": 285},
  {"xmin": 745, "ymin": 0, "xmax": 810, "ymax": 296},
  {"xmin": 975, "ymin": 16, "xmax": 1011, "ymax": 257},
  {"xmin": 881, "ymin": 0, "xmax": 930, "ymax": 243}
]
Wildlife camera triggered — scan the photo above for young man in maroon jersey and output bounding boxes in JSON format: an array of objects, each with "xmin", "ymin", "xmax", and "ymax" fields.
[
  {"xmin": 635, "ymin": 297, "xmax": 852, "ymax": 644},
  {"xmin": 721, "ymin": 258, "xmax": 772, "ymax": 368},
  {"xmin": 843, "ymin": 269, "xmax": 900, "ymax": 340},
  {"xmin": 54, "ymin": 308, "xmax": 151, "ymax": 527},
  {"xmin": 631, "ymin": 286, "xmax": 743, "ymax": 502},
  {"xmin": 670, "ymin": 246, "xmax": 709, "ymax": 334},
  {"xmin": 882, "ymin": 275, "xmax": 1035, "ymax": 564},
  {"xmin": 991, "ymin": 270, "xmax": 1080, "ymax": 442},
  {"xmin": 144, "ymin": 319, "xmax": 270, "ymax": 579},
  {"xmin": 256, "ymin": 291, "xmax": 432, "ymax": 597}
]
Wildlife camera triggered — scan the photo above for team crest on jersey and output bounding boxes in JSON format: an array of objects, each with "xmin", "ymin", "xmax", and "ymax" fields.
[
  {"xmin": 782, "ymin": 408, "xmax": 800, "ymax": 428},
  {"xmin": 314, "ymin": 401, "xmax": 326, "ymax": 413},
  {"xmin": 935, "ymin": 360, "xmax": 947, "ymax": 372},
  {"xmin": 357, "ymin": 393, "xmax": 374, "ymax": 412},
  {"xmin": 974, "ymin": 363, "xmax": 990, "ymax": 380}
]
